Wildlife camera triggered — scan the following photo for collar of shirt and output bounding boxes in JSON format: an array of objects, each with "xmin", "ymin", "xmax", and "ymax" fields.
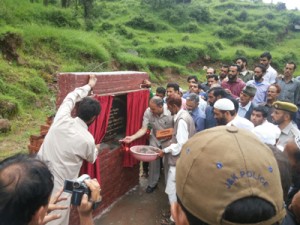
[
  {"xmin": 241, "ymin": 70, "xmax": 247, "ymax": 76},
  {"xmin": 75, "ymin": 117, "xmax": 88, "ymax": 129},
  {"xmin": 239, "ymin": 101, "xmax": 251, "ymax": 111},
  {"xmin": 281, "ymin": 121, "xmax": 294, "ymax": 135},
  {"xmin": 174, "ymin": 109, "xmax": 184, "ymax": 122}
]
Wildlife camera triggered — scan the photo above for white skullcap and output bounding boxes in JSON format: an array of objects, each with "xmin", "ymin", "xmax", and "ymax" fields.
[{"xmin": 214, "ymin": 98, "xmax": 234, "ymax": 111}]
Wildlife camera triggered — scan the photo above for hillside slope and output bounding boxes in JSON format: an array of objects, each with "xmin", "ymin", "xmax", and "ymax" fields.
[{"xmin": 1, "ymin": 0, "xmax": 300, "ymax": 157}]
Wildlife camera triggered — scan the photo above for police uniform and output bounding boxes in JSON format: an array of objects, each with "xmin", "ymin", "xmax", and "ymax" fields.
[{"xmin": 272, "ymin": 101, "xmax": 300, "ymax": 151}]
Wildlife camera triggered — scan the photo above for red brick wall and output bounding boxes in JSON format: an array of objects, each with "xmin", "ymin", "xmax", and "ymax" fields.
[
  {"xmin": 56, "ymin": 71, "xmax": 148, "ymax": 107},
  {"xmin": 57, "ymin": 72, "xmax": 148, "ymax": 225},
  {"xmin": 69, "ymin": 147, "xmax": 139, "ymax": 224}
]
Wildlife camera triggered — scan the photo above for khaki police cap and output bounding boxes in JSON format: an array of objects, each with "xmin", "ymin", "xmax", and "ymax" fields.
[
  {"xmin": 176, "ymin": 126, "xmax": 285, "ymax": 225},
  {"xmin": 272, "ymin": 101, "xmax": 298, "ymax": 113}
]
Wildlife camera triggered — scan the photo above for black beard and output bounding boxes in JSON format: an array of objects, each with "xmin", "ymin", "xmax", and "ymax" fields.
[
  {"xmin": 216, "ymin": 117, "xmax": 228, "ymax": 125},
  {"xmin": 254, "ymin": 76, "xmax": 261, "ymax": 82}
]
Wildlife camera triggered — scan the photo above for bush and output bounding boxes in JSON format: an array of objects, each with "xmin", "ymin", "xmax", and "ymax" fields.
[
  {"xmin": 101, "ymin": 22, "xmax": 114, "ymax": 31},
  {"xmin": 238, "ymin": 27, "xmax": 276, "ymax": 48},
  {"xmin": 189, "ymin": 6, "xmax": 211, "ymax": 23},
  {"xmin": 0, "ymin": 95, "xmax": 19, "ymax": 119},
  {"xmin": 162, "ymin": 7, "xmax": 189, "ymax": 25},
  {"xmin": 218, "ymin": 15, "xmax": 235, "ymax": 26},
  {"xmin": 126, "ymin": 16, "xmax": 167, "ymax": 31},
  {"xmin": 258, "ymin": 19, "xmax": 285, "ymax": 31},
  {"xmin": 42, "ymin": 9, "xmax": 80, "ymax": 28},
  {"xmin": 182, "ymin": 35, "xmax": 189, "ymax": 42},
  {"xmin": 22, "ymin": 76, "xmax": 48, "ymax": 94},
  {"xmin": 215, "ymin": 25, "xmax": 242, "ymax": 39},
  {"xmin": 153, "ymin": 45, "xmax": 205, "ymax": 64},
  {"xmin": 179, "ymin": 22, "xmax": 199, "ymax": 33},
  {"xmin": 236, "ymin": 10, "xmax": 248, "ymax": 22}
]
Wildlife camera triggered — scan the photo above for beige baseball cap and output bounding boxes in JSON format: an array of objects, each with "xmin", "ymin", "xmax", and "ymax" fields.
[{"xmin": 176, "ymin": 126, "xmax": 285, "ymax": 225}]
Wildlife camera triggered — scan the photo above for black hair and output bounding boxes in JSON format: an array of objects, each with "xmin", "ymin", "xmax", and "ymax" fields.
[
  {"xmin": 207, "ymin": 74, "xmax": 219, "ymax": 81},
  {"xmin": 166, "ymin": 82, "xmax": 180, "ymax": 92},
  {"xmin": 235, "ymin": 56, "xmax": 248, "ymax": 65},
  {"xmin": 254, "ymin": 64, "xmax": 267, "ymax": 73},
  {"xmin": 230, "ymin": 64, "xmax": 241, "ymax": 72},
  {"xmin": 253, "ymin": 105, "xmax": 268, "ymax": 118},
  {"xmin": 286, "ymin": 61, "xmax": 297, "ymax": 70},
  {"xmin": 0, "ymin": 154, "xmax": 54, "ymax": 225},
  {"xmin": 77, "ymin": 97, "xmax": 101, "ymax": 123},
  {"xmin": 221, "ymin": 64, "xmax": 229, "ymax": 70},
  {"xmin": 156, "ymin": 86, "xmax": 166, "ymax": 96},
  {"xmin": 166, "ymin": 94, "xmax": 182, "ymax": 108},
  {"xmin": 223, "ymin": 197, "xmax": 277, "ymax": 223},
  {"xmin": 178, "ymin": 196, "xmax": 278, "ymax": 225},
  {"xmin": 208, "ymin": 87, "xmax": 228, "ymax": 98},
  {"xmin": 187, "ymin": 75, "xmax": 198, "ymax": 83},
  {"xmin": 260, "ymin": 52, "xmax": 272, "ymax": 60}
]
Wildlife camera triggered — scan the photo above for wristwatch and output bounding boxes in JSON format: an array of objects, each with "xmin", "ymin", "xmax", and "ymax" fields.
[{"xmin": 92, "ymin": 199, "xmax": 102, "ymax": 210}]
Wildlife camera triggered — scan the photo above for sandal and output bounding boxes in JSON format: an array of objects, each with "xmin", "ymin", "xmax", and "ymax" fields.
[
  {"xmin": 161, "ymin": 210, "xmax": 171, "ymax": 218},
  {"xmin": 160, "ymin": 217, "xmax": 175, "ymax": 225}
]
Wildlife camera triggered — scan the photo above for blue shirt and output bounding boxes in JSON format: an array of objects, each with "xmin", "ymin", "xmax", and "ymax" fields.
[
  {"xmin": 189, "ymin": 107, "xmax": 205, "ymax": 132},
  {"xmin": 204, "ymin": 105, "xmax": 217, "ymax": 129},
  {"xmin": 246, "ymin": 80, "xmax": 269, "ymax": 105}
]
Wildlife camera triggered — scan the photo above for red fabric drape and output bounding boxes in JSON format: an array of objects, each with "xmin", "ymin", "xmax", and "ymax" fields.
[
  {"xmin": 123, "ymin": 90, "xmax": 150, "ymax": 167},
  {"xmin": 80, "ymin": 95, "xmax": 113, "ymax": 183}
]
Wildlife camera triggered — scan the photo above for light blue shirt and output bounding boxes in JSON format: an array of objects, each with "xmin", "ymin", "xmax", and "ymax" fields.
[{"xmin": 246, "ymin": 80, "xmax": 269, "ymax": 105}]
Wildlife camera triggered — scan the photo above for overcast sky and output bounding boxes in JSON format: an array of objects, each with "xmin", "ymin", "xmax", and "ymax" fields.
[{"xmin": 262, "ymin": 0, "xmax": 300, "ymax": 10}]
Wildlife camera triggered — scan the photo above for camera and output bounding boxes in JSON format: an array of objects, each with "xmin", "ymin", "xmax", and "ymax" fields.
[{"xmin": 64, "ymin": 174, "xmax": 91, "ymax": 206}]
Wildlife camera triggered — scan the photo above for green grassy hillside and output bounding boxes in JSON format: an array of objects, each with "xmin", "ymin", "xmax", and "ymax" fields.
[{"xmin": 1, "ymin": 0, "xmax": 300, "ymax": 157}]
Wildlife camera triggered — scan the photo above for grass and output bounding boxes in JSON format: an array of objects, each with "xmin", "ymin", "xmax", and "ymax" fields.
[{"xmin": 1, "ymin": 0, "xmax": 300, "ymax": 159}]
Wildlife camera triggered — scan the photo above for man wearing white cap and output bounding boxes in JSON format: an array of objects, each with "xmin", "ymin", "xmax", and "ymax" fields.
[{"xmin": 213, "ymin": 98, "xmax": 254, "ymax": 130}]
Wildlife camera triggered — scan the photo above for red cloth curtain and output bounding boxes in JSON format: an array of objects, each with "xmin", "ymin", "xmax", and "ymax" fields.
[
  {"xmin": 80, "ymin": 95, "xmax": 113, "ymax": 183},
  {"xmin": 123, "ymin": 90, "xmax": 150, "ymax": 167}
]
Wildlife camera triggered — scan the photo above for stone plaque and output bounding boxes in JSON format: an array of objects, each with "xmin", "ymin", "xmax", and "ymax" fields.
[{"xmin": 102, "ymin": 95, "xmax": 126, "ymax": 143}]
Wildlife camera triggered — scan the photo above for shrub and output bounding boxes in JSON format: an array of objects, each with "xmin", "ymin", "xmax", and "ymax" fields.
[
  {"xmin": 215, "ymin": 25, "xmax": 242, "ymax": 39},
  {"xmin": 162, "ymin": 7, "xmax": 189, "ymax": 25},
  {"xmin": 101, "ymin": 22, "xmax": 114, "ymax": 31},
  {"xmin": 238, "ymin": 27, "xmax": 275, "ymax": 48},
  {"xmin": 42, "ymin": 9, "xmax": 80, "ymax": 28},
  {"xmin": 215, "ymin": 41, "xmax": 224, "ymax": 50},
  {"xmin": 258, "ymin": 19, "xmax": 285, "ymax": 31},
  {"xmin": 153, "ymin": 45, "xmax": 205, "ymax": 64},
  {"xmin": 189, "ymin": 6, "xmax": 211, "ymax": 23},
  {"xmin": 126, "ymin": 16, "xmax": 167, "ymax": 31},
  {"xmin": 236, "ymin": 10, "xmax": 248, "ymax": 22},
  {"xmin": 182, "ymin": 35, "xmax": 189, "ymax": 42},
  {"xmin": 218, "ymin": 15, "xmax": 235, "ymax": 26},
  {"xmin": 0, "ymin": 95, "xmax": 19, "ymax": 119},
  {"xmin": 180, "ymin": 22, "xmax": 199, "ymax": 33},
  {"xmin": 22, "ymin": 76, "xmax": 48, "ymax": 94}
]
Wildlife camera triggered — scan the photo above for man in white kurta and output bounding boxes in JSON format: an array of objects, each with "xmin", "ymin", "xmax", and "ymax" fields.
[{"xmin": 37, "ymin": 75, "xmax": 100, "ymax": 225}]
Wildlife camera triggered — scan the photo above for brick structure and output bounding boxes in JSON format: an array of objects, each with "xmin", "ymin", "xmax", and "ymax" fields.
[
  {"xmin": 28, "ymin": 116, "xmax": 53, "ymax": 154},
  {"xmin": 29, "ymin": 71, "xmax": 149, "ymax": 225}
]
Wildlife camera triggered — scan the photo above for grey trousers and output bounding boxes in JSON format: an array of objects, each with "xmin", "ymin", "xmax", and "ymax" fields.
[{"xmin": 148, "ymin": 157, "xmax": 161, "ymax": 188}]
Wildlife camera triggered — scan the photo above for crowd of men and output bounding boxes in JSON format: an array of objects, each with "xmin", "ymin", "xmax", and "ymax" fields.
[
  {"xmin": 124, "ymin": 51, "xmax": 300, "ymax": 225},
  {"xmin": 2, "ymin": 51, "xmax": 300, "ymax": 225}
]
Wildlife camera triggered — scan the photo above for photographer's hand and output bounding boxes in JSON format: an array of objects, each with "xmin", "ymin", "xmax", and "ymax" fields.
[
  {"xmin": 77, "ymin": 179, "xmax": 102, "ymax": 225},
  {"xmin": 42, "ymin": 188, "xmax": 68, "ymax": 224}
]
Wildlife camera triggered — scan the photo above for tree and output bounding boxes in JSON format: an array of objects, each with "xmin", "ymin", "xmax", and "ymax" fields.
[{"xmin": 80, "ymin": 0, "xmax": 94, "ymax": 18}]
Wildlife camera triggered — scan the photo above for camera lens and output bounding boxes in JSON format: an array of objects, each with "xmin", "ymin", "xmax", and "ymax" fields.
[{"xmin": 73, "ymin": 182, "xmax": 81, "ymax": 189}]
